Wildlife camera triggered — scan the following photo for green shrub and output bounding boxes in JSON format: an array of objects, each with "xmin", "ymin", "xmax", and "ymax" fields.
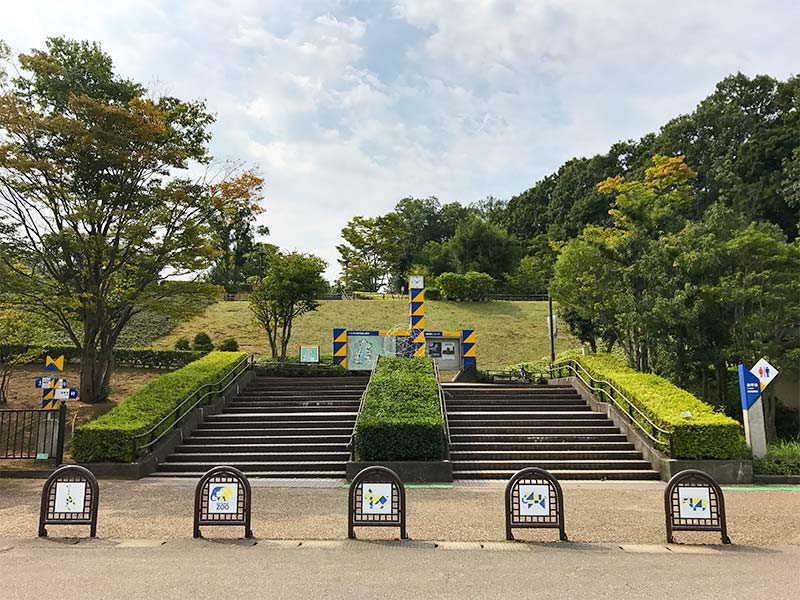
[
  {"xmin": 355, "ymin": 356, "xmax": 445, "ymax": 461},
  {"xmin": 174, "ymin": 337, "xmax": 191, "ymax": 351},
  {"xmin": 73, "ymin": 351, "xmax": 245, "ymax": 462},
  {"xmin": 218, "ymin": 337, "xmax": 239, "ymax": 352},
  {"xmin": 561, "ymin": 353, "xmax": 745, "ymax": 459},
  {"xmin": 1, "ymin": 345, "xmax": 206, "ymax": 369},
  {"xmin": 192, "ymin": 332, "xmax": 214, "ymax": 352},
  {"xmin": 754, "ymin": 441, "xmax": 800, "ymax": 476},
  {"xmin": 436, "ymin": 271, "xmax": 494, "ymax": 301}
]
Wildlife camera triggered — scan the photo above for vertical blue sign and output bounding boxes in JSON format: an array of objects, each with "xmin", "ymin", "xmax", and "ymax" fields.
[{"xmin": 737, "ymin": 364, "xmax": 761, "ymax": 410}]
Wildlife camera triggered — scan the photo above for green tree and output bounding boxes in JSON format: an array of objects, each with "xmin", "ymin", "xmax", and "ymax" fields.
[
  {"xmin": 0, "ymin": 309, "xmax": 41, "ymax": 403},
  {"xmin": 0, "ymin": 38, "xmax": 219, "ymax": 402},
  {"xmin": 449, "ymin": 216, "xmax": 521, "ymax": 280},
  {"xmin": 336, "ymin": 214, "xmax": 406, "ymax": 291},
  {"xmin": 250, "ymin": 252, "xmax": 328, "ymax": 358},
  {"xmin": 207, "ymin": 170, "xmax": 267, "ymax": 294}
]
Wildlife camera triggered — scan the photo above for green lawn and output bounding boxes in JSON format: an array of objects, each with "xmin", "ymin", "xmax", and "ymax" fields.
[{"xmin": 152, "ymin": 299, "xmax": 578, "ymax": 370}]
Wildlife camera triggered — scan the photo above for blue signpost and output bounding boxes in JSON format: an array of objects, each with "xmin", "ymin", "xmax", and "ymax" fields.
[{"xmin": 737, "ymin": 358, "xmax": 779, "ymax": 459}]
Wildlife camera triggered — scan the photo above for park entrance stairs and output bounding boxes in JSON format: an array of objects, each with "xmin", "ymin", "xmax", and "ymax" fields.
[
  {"xmin": 442, "ymin": 383, "xmax": 660, "ymax": 480},
  {"xmin": 154, "ymin": 376, "xmax": 367, "ymax": 478}
]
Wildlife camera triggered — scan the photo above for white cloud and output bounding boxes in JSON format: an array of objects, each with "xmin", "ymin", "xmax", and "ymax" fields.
[{"xmin": 2, "ymin": 0, "xmax": 799, "ymax": 280}]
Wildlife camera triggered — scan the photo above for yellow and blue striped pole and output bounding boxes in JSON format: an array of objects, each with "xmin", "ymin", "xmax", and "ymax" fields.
[{"xmin": 408, "ymin": 276, "xmax": 425, "ymax": 357}]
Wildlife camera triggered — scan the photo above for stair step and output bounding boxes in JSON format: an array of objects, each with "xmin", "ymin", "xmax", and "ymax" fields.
[
  {"xmin": 449, "ymin": 433, "xmax": 629, "ymax": 443},
  {"xmin": 448, "ymin": 411, "xmax": 607, "ymax": 420},
  {"xmin": 453, "ymin": 470, "xmax": 661, "ymax": 481},
  {"xmin": 451, "ymin": 450, "xmax": 645, "ymax": 461},
  {"xmin": 206, "ymin": 412, "xmax": 357, "ymax": 422},
  {"xmin": 155, "ymin": 471, "xmax": 346, "ymax": 478},
  {"xmin": 183, "ymin": 435, "xmax": 351, "ymax": 444},
  {"xmin": 192, "ymin": 428, "xmax": 354, "ymax": 436},
  {"xmin": 450, "ymin": 426, "xmax": 622, "ymax": 435},
  {"xmin": 178, "ymin": 443, "xmax": 349, "ymax": 452},
  {"xmin": 224, "ymin": 404, "xmax": 359, "ymax": 413},
  {"xmin": 166, "ymin": 452, "xmax": 350, "ymax": 462},
  {"xmin": 450, "ymin": 441, "xmax": 636, "ymax": 451},
  {"xmin": 452, "ymin": 460, "xmax": 655, "ymax": 470},
  {"xmin": 158, "ymin": 461, "xmax": 347, "ymax": 472}
]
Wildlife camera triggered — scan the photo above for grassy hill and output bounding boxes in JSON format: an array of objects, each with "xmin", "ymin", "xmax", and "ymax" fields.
[{"xmin": 152, "ymin": 299, "xmax": 578, "ymax": 370}]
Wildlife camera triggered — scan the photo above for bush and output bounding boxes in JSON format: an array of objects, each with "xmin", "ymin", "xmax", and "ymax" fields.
[
  {"xmin": 754, "ymin": 441, "xmax": 800, "ymax": 476},
  {"xmin": 218, "ymin": 337, "xmax": 239, "ymax": 352},
  {"xmin": 562, "ymin": 353, "xmax": 745, "ymax": 459},
  {"xmin": 0, "ymin": 345, "xmax": 207, "ymax": 369},
  {"xmin": 73, "ymin": 351, "xmax": 246, "ymax": 462},
  {"xmin": 174, "ymin": 337, "xmax": 191, "ymax": 351},
  {"xmin": 355, "ymin": 356, "xmax": 445, "ymax": 461},
  {"xmin": 192, "ymin": 332, "xmax": 214, "ymax": 352},
  {"xmin": 436, "ymin": 271, "xmax": 494, "ymax": 301}
]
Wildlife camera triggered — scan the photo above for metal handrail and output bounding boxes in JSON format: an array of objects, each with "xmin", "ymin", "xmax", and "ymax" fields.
[
  {"xmin": 347, "ymin": 357, "xmax": 379, "ymax": 460},
  {"xmin": 434, "ymin": 361, "xmax": 452, "ymax": 459},
  {"xmin": 550, "ymin": 359, "xmax": 675, "ymax": 456},
  {"xmin": 130, "ymin": 354, "xmax": 254, "ymax": 461}
]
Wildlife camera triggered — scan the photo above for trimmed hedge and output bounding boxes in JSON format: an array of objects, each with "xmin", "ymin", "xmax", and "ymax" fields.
[
  {"xmin": 563, "ymin": 353, "xmax": 745, "ymax": 460},
  {"xmin": 73, "ymin": 351, "xmax": 246, "ymax": 463},
  {"xmin": 355, "ymin": 356, "xmax": 445, "ymax": 461},
  {"xmin": 0, "ymin": 345, "xmax": 208, "ymax": 369}
]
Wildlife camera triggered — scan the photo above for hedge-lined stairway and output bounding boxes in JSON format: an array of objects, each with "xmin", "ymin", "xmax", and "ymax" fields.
[
  {"xmin": 444, "ymin": 383, "xmax": 660, "ymax": 480},
  {"xmin": 155, "ymin": 377, "xmax": 367, "ymax": 477}
]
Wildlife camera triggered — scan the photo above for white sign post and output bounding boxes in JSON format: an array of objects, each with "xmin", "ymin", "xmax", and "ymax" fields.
[{"xmin": 740, "ymin": 358, "xmax": 779, "ymax": 459}]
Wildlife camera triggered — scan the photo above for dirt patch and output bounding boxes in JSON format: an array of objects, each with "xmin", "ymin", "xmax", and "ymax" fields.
[{"xmin": 1, "ymin": 365, "xmax": 162, "ymax": 461}]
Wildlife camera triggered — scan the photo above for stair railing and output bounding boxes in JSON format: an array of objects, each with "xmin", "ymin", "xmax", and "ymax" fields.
[
  {"xmin": 347, "ymin": 356, "xmax": 379, "ymax": 461},
  {"xmin": 433, "ymin": 360, "xmax": 452, "ymax": 460},
  {"xmin": 130, "ymin": 354, "xmax": 254, "ymax": 462},
  {"xmin": 549, "ymin": 359, "xmax": 675, "ymax": 456}
]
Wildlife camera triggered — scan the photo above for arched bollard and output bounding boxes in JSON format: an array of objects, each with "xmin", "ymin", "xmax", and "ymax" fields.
[
  {"xmin": 38, "ymin": 465, "xmax": 99, "ymax": 538},
  {"xmin": 193, "ymin": 466, "xmax": 253, "ymax": 539},
  {"xmin": 505, "ymin": 467, "xmax": 567, "ymax": 541},
  {"xmin": 665, "ymin": 469, "xmax": 731, "ymax": 544},
  {"xmin": 348, "ymin": 466, "xmax": 407, "ymax": 540}
]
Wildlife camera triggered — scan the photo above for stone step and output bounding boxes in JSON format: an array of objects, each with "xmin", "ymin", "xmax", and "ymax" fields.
[
  {"xmin": 192, "ymin": 427, "xmax": 355, "ymax": 437},
  {"xmin": 183, "ymin": 434, "xmax": 351, "ymax": 444},
  {"xmin": 166, "ymin": 452, "xmax": 350, "ymax": 462},
  {"xmin": 204, "ymin": 413, "xmax": 358, "ymax": 423},
  {"xmin": 450, "ymin": 441, "xmax": 636, "ymax": 451},
  {"xmin": 453, "ymin": 469, "xmax": 661, "ymax": 480},
  {"xmin": 452, "ymin": 459, "xmax": 655, "ymax": 471},
  {"xmin": 450, "ymin": 450, "xmax": 645, "ymax": 461},
  {"xmin": 448, "ymin": 411, "xmax": 608, "ymax": 420},
  {"xmin": 155, "ymin": 471, "xmax": 346, "ymax": 478},
  {"xmin": 449, "ymin": 433, "xmax": 630, "ymax": 443},
  {"xmin": 158, "ymin": 461, "xmax": 346, "ymax": 472},
  {"xmin": 445, "ymin": 404, "xmax": 591, "ymax": 412},
  {"xmin": 176, "ymin": 443, "xmax": 349, "ymax": 453},
  {"xmin": 224, "ymin": 404, "xmax": 359, "ymax": 413},
  {"xmin": 449, "ymin": 425, "xmax": 622, "ymax": 435}
]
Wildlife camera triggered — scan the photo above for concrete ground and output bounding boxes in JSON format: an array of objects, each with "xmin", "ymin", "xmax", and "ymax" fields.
[
  {"xmin": 1, "ymin": 538, "xmax": 798, "ymax": 599},
  {"xmin": 1, "ymin": 477, "xmax": 798, "ymax": 545}
]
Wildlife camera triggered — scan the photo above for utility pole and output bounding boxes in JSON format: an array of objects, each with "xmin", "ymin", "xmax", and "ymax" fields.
[{"xmin": 548, "ymin": 293, "xmax": 556, "ymax": 370}]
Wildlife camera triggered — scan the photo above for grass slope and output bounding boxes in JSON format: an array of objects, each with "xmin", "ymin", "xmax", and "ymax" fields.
[{"xmin": 152, "ymin": 299, "xmax": 578, "ymax": 369}]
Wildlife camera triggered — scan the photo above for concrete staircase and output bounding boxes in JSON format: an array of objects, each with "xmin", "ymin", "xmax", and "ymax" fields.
[
  {"xmin": 155, "ymin": 376, "xmax": 367, "ymax": 477},
  {"xmin": 443, "ymin": 383, "xmax": 659, "ymax": 480}
]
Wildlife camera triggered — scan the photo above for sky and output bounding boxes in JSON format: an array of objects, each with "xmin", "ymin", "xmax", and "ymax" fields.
[{"xmin": 3, "ymin": 0, "xmax": 799, "ymax": 279}]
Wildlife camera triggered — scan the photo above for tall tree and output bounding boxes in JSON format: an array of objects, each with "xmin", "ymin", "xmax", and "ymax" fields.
[
  {"xmin": 336, "ymin": 214, "xmax": 406, "ymax": 291},
  {"xmin": 249, "ymin": 252, "xmax": 328, "ymax": 358},
  {"xmin": 0, "ymin": 38, "xmax": 218, "ymax": 402},
  {"xmin": 206, "ymin": 169, "xmax": 267, "ymax": 294}
]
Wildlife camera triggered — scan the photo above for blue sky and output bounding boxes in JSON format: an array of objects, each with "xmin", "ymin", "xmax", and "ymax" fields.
[{"xmin": 4, "ymin": 0, "xmax": 800, "ymax": 279}]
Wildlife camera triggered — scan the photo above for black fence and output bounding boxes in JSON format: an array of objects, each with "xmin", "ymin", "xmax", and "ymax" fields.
[{"xmin": 0, "ymin": 403, "xmax": 66, "ymax": 464}]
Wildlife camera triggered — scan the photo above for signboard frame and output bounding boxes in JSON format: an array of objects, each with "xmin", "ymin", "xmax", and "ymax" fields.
[
  {"xmin": 193, "ymin": 465, "xmax": 253, "ymax": 539},
  {"xmin": 664, "ymin": 469, "xmax": 730, "ymax": 544},
  {"xmin": 348, "ymin": 466, "xmax": 407, "ymax": 539},
  {"xmin": 505, "ymin": 467, "xmax": 567, "ymax": 541},
  {"xmin": 299, "ymin": 345, "xmax": 321, "ymax": 364},
  {"xmin": 38, "ymin": 465, "xmax": 99, "ymax": 537}
]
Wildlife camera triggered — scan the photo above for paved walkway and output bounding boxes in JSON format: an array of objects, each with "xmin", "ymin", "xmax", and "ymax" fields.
[
  {"xmin": 1, "ymin": 538, "xmax": 798, "ymax": 599},
  {"xmin": 1, "ymin": 478, "xmax": 798, "ymax": 545}
]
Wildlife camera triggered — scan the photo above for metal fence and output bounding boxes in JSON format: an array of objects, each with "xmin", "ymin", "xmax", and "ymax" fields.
[{"xmin": 0, "ymin": 403, "xmax": 66, "ymax": 464}]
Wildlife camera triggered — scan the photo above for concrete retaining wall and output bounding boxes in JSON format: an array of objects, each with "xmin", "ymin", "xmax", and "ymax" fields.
[{"xmin": 347, "ymin": 461, "xmax": 453, "ymax": 483}]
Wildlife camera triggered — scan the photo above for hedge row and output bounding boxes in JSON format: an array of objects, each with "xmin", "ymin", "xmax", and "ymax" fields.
[
  {"xmin": 562, "ymin": 353, "xmax": 745, "ymax": 460},
  {"xmin": 355, "ymin": 356, "xmax": 446, "ymax": 461},
  {"xmin": 1, "ymin": 345, "xmax": 207, "ymax": 369},
  {"xmin": 73, "ymin": 351, "xmax": 246, "ymax": 463}
]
